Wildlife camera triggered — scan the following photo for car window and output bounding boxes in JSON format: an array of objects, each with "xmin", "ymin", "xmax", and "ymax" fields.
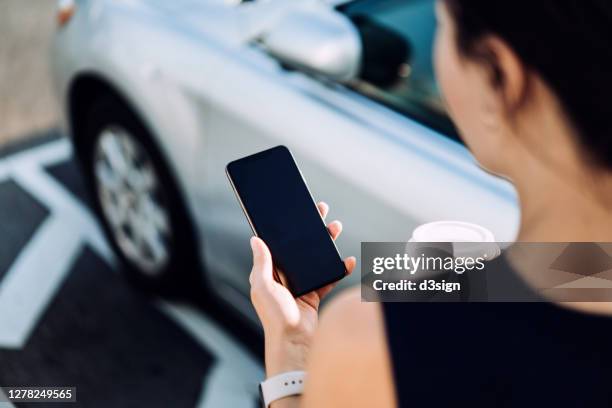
[{"xmin": 338, "ymin": 0, "xmax": 459, "ymax": 141}]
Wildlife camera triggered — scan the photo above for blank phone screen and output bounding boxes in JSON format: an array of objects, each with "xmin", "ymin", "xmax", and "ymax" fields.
[{"xmin": 227, "ymin": 146, "xmax": 346, "ymax": 296}]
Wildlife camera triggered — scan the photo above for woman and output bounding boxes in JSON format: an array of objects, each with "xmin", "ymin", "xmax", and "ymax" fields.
[{"xmin": 249, "ymin": 0, "xmax": 612, "ymax": 406}]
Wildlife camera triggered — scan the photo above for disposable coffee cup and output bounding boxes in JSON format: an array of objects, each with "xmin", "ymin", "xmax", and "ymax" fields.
[{"xmin": 408, "ymin": 221, "xmax": 501, "ymax": 262}]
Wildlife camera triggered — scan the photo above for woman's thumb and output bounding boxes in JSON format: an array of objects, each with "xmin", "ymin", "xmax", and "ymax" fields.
[{"xmin": 250, "ymin": 237, "xmax": 273, "ymax": 281}]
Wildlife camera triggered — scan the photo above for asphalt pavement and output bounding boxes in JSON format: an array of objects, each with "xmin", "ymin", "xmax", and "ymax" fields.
[{"xmin": 0, "ymin": 131, "xmax": 263, "ymax": 407}]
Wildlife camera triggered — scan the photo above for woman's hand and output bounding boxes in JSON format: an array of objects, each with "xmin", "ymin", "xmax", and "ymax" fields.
[{"xmin": 249, "ymin": 202, "xmax": 356, "ymax": 377}]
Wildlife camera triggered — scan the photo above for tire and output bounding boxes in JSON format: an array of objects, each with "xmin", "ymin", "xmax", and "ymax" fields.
[{"xmin": 79, "ymin": 94, "xmax": 202, "ymax": 296}]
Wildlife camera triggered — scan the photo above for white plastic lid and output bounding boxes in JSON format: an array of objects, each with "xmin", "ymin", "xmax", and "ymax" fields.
[
  {"xmin": 409, "ymin": 221, "xmax": 500, "ymax": 260},
  {"xmin": 412, "ymin": 221, "xmax": 496, "ymax": 242}
]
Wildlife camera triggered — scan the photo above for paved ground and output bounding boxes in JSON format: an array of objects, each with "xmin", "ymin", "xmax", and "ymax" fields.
[
  {"xmin": 0, "ymin": 1, "xmax": 59, "ymax": 145},
  {"xmin": 0, "ymin": 132, "xmax": 264, "ymax": 407}
]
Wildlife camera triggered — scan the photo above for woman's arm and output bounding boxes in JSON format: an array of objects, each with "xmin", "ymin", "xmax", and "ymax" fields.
[
  {"xmin": 301, "ymin": 288, "xmax": 397, "ymax": 408},
  {"xmin": 248, "ymin": 202, "xmax": 356, "ymax": 408}
]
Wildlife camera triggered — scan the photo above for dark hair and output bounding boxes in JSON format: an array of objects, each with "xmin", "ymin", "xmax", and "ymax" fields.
[{"xmin": 445, "ymin": 0, "xmax": 612, "ymax": 169}]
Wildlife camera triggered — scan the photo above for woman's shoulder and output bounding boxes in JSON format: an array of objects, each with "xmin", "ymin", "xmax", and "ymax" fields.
[
  {"xmin": 302, "ymin": 287, "xmax": 396, "ymax": 407},
  {"xmin": 321, "ymin": 287, "xmax": 379, "ymax": 333},
  {"xmin": 319, "ymin": 287, "xmax": 387, "ymax": 357}
]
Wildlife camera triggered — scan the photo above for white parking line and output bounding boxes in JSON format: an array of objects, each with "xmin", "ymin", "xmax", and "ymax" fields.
[
  {"xmin": 0, "ymin": 139, "xmax": 114, "ymax": 348},
  {"xmin": 0, "ymin": 387, "xmax": 15, "ymax": 408},
  {"xmin": 0, "ymin": 217, "xmax": 82, "ymax": 348},
  {"xmin": 0, "ymin": 138, "xmax": 71, "ymax": 183},
  {"xmin": 11, "ymin": 161, "xmax": 116, "ymax": 265},
  {"xmin": 160, "ymin": 302, "xmax": 263, "ymax": 407},
  {"xmin": 0, "ymin": 137, "xmax": 263, "ymax": 406}
]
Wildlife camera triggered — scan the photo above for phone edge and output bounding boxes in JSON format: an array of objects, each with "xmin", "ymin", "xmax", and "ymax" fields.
[{"xmin": 225, "ymin": 165, "xmax": 258, "ymax": 238}]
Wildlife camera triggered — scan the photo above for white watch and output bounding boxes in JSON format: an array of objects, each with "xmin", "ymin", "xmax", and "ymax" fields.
[{"xmin": 259, "ymin": 371, "xmax": 306, "ymax": 407}]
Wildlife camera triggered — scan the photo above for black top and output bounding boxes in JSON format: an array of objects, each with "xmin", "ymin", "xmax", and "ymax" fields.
[{"xmin": 383, "ymin": 256, "xmax": 612, "ymax": 407}]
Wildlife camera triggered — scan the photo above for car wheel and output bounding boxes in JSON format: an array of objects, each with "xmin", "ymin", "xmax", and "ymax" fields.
[{"xmin": 80, "ymin": 94, "xmax": 202, "ymax": 295}]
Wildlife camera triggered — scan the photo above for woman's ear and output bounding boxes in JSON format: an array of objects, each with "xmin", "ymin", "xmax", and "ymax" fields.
[{"xmin": 476, "ymin": 35, "xmax": 528, "ymax": 114}]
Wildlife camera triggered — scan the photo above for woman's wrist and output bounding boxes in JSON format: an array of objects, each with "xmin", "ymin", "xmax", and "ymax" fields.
[{"xmin": 265, "ymin": 332, "xmax": 312, "ymax": 377}]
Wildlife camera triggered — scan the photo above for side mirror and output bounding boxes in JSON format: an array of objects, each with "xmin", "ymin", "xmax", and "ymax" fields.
[
  {"xmin": 350, "ymin": 15, "xmax": 412, "ymax": 88},
  {"xmin": 259, "ymin": 5, "xmax": 362, "ymax": 82}
]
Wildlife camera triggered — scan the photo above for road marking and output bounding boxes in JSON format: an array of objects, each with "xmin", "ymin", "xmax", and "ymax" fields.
[
  {"xmin": 0, "ymin": 386, "xmax": 15, "ymax": 408},
  {"xmin": 160, "ymin": 302, "xmax": 263, "ymax": 408},
  {"xmin": 0, "ymin": 139, "xmax": 115, "ymax": 348},
  {"xmin": 0, "ymin": 137, "xmax": 262, "ymax": 406},
  {"xmin": 0, "ymin": 139, "xmax": 71, "ymax": 183},
  {"xmin": 11, "ymin": 161, "xmax": 115, "ymax": 264},
  {"xmin": 0, "ymin": 217, "xmax": 81, "ymax": 348}
]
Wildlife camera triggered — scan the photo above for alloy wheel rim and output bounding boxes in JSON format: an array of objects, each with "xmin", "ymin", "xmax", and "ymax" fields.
[{"xmin": 93, "ymin": 126, "xmax": 172, "ymax": 275}]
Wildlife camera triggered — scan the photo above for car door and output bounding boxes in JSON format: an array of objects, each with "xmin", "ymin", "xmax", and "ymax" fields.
[{"xmin": 197, "ymin": 0, "xmax": 519, "ymax": 306}]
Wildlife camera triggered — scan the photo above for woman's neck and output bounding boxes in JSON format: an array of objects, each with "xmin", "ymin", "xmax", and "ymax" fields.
[
  {"xmin": 508, "ymin": 156, "xmax": 612, "ymax": 315},
  {"xmin": 513, "ymin": 154, "xmax": 612, "ymax": 242}
]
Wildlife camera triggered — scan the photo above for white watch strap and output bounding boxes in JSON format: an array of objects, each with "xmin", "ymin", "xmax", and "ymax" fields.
[{"xmin": 260, "ymin": 371, "xmax": 306, "ymax": 407}]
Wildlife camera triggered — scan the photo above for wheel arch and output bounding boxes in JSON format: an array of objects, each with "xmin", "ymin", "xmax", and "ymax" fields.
[
  {"xmin": 68, "ymin": 73, "xmax": 137, "ymax": 158},
  {"xmin": 67, "ymin": 72, "xmax": 205, "ymax": 278}
]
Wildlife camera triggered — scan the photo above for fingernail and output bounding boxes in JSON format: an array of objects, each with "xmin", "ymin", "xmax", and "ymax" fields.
[{"xmin": 250, "ymin": 236, "xmax": 257, "ymax": 252}]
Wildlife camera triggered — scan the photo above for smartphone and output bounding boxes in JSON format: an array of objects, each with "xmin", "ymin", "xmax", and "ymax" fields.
[{"xmin": 226, "ymin": 146, "xmax": 347, "ymax": 297}]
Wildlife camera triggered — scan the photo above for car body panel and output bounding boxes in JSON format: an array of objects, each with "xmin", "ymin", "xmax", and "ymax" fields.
[{"xmin": 51, "ymin": 0, "xmax": 520, "ymax": 324}]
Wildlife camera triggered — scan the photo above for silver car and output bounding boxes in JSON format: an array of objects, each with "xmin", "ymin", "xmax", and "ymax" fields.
[{"xmin": 50, "ymin": 0, "xmax": 519, "ymax": 325}]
